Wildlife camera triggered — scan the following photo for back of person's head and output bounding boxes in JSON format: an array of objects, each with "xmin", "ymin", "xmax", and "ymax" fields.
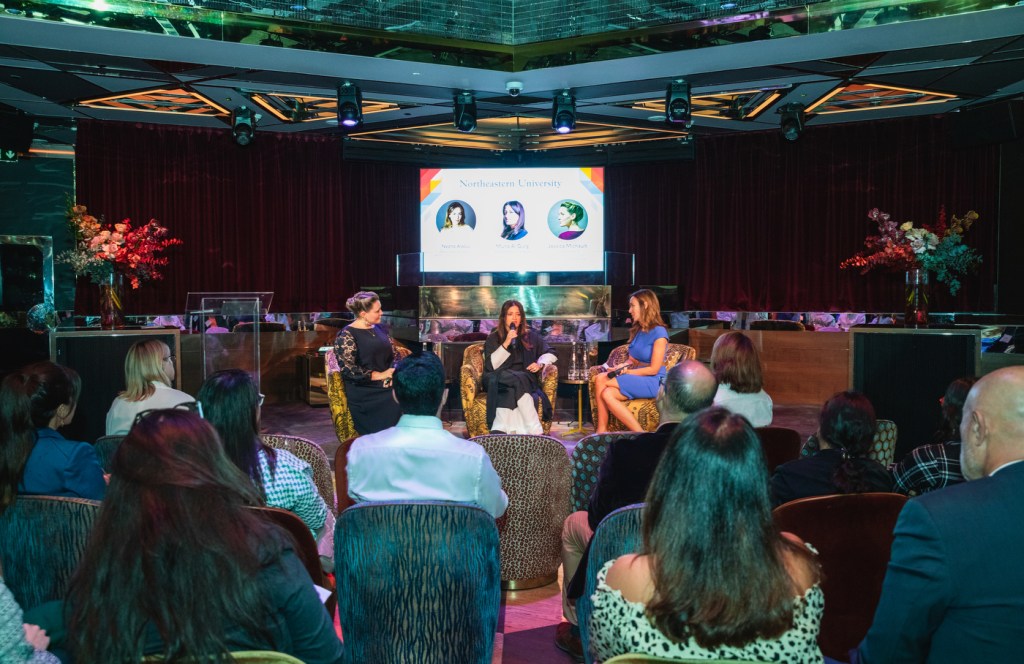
[
  {"xmin": 196, "ymin": 369, "xmax": 272, "ymax": 493},
  {"xmin": 935, "ymin": 376, "xmax": 977, "ymax": 443},
  {"xmin": 659, "ymin": 360, "xmax": 717, "ymax": 418},
  {"xmin": 643, "ymin": 407, "xmax": 811, "ymax": 647},
  {"xmin": 68, "ymin": 409, "xmax": 278, "ymax": 662},
  {"xmin": 0, "ymin": 362, "xmax": 80, "ymax": 513},
  {"xmin": 819, "ymin": 391, "xmax": 878, "ymax": 493},
  {"xmin": 393, "ymin": 352, "xmax": 445, "ymax": 416},
  {"xmin": 121, "ymin": 339, "xmax": 172, "ymax": 401},
  {"xmin": 710, "ymin": 331, "xmax": 763, "ymax": 393}
]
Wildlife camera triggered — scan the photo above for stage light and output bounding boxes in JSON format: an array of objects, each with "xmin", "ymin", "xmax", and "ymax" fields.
[
  {"xmin": 779, "ymin": 103, "xmax": 806, "ymax": 141},
  {"xmin": 337, "ymin": 82, "xmax": 363, "ymax": 128},
  {"xmin": 665, "ymin": 80, "xmax": 691, "ymax": 125},
  {"xmin": 454, "ymin": 92, "xmax": 477, "ymax": 133},
  {"xmin": 231, "ymin": 106, "xmax": 255, "ymax": 146},
  {"xmin": 552, "ymin": 91, "xmax": 576, "ymax": 135}
]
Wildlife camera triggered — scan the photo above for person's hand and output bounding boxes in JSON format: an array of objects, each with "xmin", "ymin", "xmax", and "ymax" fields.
[
  {"xmin": 23, "ymin": 624, "xmax": 50, "ymax": 651},
  {"xmin": 504, "ymin": 326, "xmax": 518, "ymax": 348},
  {"xmin": 526, "ymin": 362, "xmax": 541, "ymax": 373}
]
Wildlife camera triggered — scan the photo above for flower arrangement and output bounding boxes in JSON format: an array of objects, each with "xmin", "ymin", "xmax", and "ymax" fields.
[
  {"xmin": 59, "ymin": 201, "xmax": 182, "ymax": 289},
  {"xmin": 840, "ymin": 207, "xmax": 981, "ymax": 295}
]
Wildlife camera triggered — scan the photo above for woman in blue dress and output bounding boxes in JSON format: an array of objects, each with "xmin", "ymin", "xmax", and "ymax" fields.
[{"xmin": 594, "ymin": 289, "xmax": 669, "ymax": 432}]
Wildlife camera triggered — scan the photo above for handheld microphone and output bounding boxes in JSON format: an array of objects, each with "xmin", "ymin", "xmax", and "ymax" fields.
[{"xmin": 509, "ymin": 322, "xmax": 517, "ymax": 350}]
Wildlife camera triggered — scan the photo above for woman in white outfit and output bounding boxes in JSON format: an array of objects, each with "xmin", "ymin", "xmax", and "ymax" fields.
[{"xmin": 105, "ymin": 339, "xmax": 194, "ymax": 435}]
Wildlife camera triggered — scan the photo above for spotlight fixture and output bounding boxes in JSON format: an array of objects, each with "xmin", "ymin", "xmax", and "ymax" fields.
[
  {"xmin": 779, "ymin": 103, "xmax": 806, "ymax": 141},
  {"xmin": 552, "ymin": 91, "xmax": 576, "ymax": 135},
  {"xmin": 665, "ymin": 80, "xmax": 691, "ymax": 125},
  {"xmin": 454, "ymin": 91, "xmax": 477, "ymax": 133},
  {"xmin": 231, "ymin": 106, "xmax": 255, "ymax": 146},
  {"xmin": 336, "ymin": 82, "xmax": 363, "ymax": 128}
]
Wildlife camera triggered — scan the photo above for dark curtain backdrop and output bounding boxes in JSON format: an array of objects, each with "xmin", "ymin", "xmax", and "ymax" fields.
[{"xmin": 75, "ymin": 116, "xmax": 998, "ymax": 315}]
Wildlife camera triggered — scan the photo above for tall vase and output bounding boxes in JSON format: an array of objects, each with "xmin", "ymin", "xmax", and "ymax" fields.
[
  {"xmin": 98, "ymin": 272, "xmax": 125, "ymax": 330},
  {"xmin": 904, "ymin": 268, "xmax": 929, "ymax": 329}
]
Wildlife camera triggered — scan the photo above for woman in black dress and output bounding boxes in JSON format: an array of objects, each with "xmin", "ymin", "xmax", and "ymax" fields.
[
  {"xmin": 334, "ymin": 291, "xmax": 402, "ymax": 435},
  {"xmin": 482, "ymin": 299, "xmax": 556, "ymax": 434}
]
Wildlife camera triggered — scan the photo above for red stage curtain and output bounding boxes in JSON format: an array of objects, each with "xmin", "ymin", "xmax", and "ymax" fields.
[{"xmin": 76, "ymin": 116, "xmax": 998, "ymax": 315}]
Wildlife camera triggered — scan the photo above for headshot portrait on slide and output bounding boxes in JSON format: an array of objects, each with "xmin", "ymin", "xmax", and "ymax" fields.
[
  {"xmin": 436, "ymin": 200, "xmax": 476, "ymax": 232},
  {"xmin": 550, "ymin": 200, "xmax": 587, "ymax": 240},
  {"xmin": 501, "ymin": 201, "xmax": 528, "ymax": 241}
]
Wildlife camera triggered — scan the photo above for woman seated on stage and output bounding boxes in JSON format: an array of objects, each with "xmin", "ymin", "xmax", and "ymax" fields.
[
  {"xmin": 594, "ymin": 289, "xmax": 668, "ymax": 432},
  {"xmin": 482, "ymin": 299, "xmax": 556, "ymax": 434},
  {"xmin": 334, "ymin": 290, "xmax": 402, "ymax": 435},
  {"xmin": 710, "ymin": 331, "xmax": 773, "ymax": 427},
  {"xmin": 66, "ymin": 410, "xmax": 343, "ymax": 663},
  {"xmin": 771, "ymin": 391, "xmax": 893, "ymax": 507},
  {"xmin": 0, "ymin": 361, "xmax": 105, "ymax": 507},
  {"xmin": 198, "ymin": 370, "xmax": 329, "ymax": 543},
  {"xmin": 590, "ymin": 408, "xmax": 824, "ymax": 663},
  {"xmin": 105, "ymin": 338, "xmax": 194, "ymax": 435}
]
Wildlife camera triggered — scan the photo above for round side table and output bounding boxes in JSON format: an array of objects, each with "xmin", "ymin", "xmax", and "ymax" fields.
[{"xmin": 561, "ymin": 378, "xmax": 589, "ymax": 435}]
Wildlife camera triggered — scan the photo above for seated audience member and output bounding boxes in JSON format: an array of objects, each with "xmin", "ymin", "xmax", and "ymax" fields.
[
  {"xmin": 892, "ymin": 376, "xmax": 976, "ymax": 496},
  {"xmin": 710, "ymin": 331, "xmax": 773, "ymax": 426},
  {"xmin": 556, "ymin": 360, "xmax": 717, "ymax": 660},
  {"xmin": 65, "ymin": 410, "xmax": 343, "ymax": 663},
  {"xmin": 347, "ymin": 353, "xmax": 508, "ymax": 518},
  {"xmin": 105, "ymin": 339, "xmax": 194, "ymax": 435},
  {"xmin": 590, "ymin": 408, "xmax": 823, "ymax": 662},
  {"xmin": 198, "ymin": 370, "xmax": 329, "ymax": 540},
  {"xmin": 0, "ymin": 362, "xmax": 105, "ymax": 506},
  {"xmin": 855, "ymin": 367, "xmax": 1024, "ymax": 663},
  {"xmin": 1, "ymin": 563, "xmax": 59, "ymax": 664},
  {"xmin": 771, "ymin": 391, "xmax": 892, "ymax": 507}
]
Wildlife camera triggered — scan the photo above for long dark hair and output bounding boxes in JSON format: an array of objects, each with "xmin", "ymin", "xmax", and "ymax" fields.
[
  {"xmin": 495, "ymin": 299, "xmax": 532, "ymax": 350},
  {"xmin": 500, "ymin": 200, "xmax": 525, "ymax": 239},
  {"xmin": 934, "ymin": 377, "xmax": 977, "ymax": 443},
  {"xmin": 197, "ymin": 369, "xmax": 275, "ymax": 499},
  {"xmin": 68, "ymin": 410, "xmax": 279, "ymax": 662},
  {"xmin": 643, "ymin": 407, "xmax": 818, "ymax": 648},
  {"xmin": 0, "ymin": 361, "xmax": 81, "ymax": 514},
  {"xmin": 819, "ymin": 391, "xmax": 878, "ymax": 493}
]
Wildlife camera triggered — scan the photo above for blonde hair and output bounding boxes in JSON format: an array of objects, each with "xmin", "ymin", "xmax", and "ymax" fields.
[
  {"xmin": 628, "ymin": 289, "xmax": 667, "ymax": 342},
  {"xmin": 120, "ymin": 339, "xmax": 172, "ymax": 401}
]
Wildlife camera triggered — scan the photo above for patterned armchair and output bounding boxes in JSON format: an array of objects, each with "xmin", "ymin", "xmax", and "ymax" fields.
[
  {"xmin": 569, "ymin": 432, "xmax": 641, "ymax": 513},
  {"xmin": 587, "ymin": 343, "xmax": 696, "ymax": 432},
  {"xmin": 326, "ymin": 344, "xmax": 411, "ymax": 444},
  {"xmin": 260, "ymin": 434, "xmax": 336, "ymax": 514},
  {"xmin": 459, "ymin": 342, "xmax": 559, "ymax": 438}
]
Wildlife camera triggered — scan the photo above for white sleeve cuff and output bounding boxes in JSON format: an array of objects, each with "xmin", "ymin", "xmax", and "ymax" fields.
[{"xmin": 491, "ymin": 346, "xmax": 511, "ymax": 367}]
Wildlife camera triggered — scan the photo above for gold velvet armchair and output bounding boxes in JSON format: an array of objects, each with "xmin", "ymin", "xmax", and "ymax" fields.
[
  {"xmin": 326, "ymin": 344, "xmax": 410, "ymax": 444},
  {"xmin": 587, "ymin": 342, "xmax": 696, "ymax": 432},
  {"xmin": 460, "ymin": 342, "xmax": 559, "ymax": 438}
]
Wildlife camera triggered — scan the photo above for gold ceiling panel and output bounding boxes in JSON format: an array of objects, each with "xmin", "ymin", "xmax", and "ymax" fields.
[
  {"xmin": 250, "ymin": 93, "xmax": 400, "ymax": 122},
  {"xmin": 79, "ymin": 88, "xmax": 229, "ymax": 116},
  {"xmin": 805, "ymin": 83, "xmax": 958, "ymax": 115},
  {"xmin": 351, "ymin": 116, "xmax": 687, "ymax": 151},
  {"xmin": 629, "ymin": 89, "xmax": 784, "ymax": 120}
]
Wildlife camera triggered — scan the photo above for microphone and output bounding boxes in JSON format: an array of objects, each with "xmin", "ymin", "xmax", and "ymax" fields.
[{"xmin": 509, "ymin": 322, "xmax": 517, "ymax": 350}]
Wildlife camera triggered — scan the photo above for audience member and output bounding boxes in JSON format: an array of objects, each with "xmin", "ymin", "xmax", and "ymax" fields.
[
  {"xmin": 710, "ymin": 331, "xmax": 773, "ymax": 426},
  {"xmin": 197, "ymin": 370, "xmax": 329, "ymax": 541},
  {"xmin": 555, "ymin": 360, "xmax": 717, "ymax": 660},
  {"xmin": 589, "ymin": 408, "xmax": 824, "ymax": 662},
  {"xmin": 892, "ymin": 376, "xmax": 976, "ymax": 496},
  {"xmin": 333, "ymin": 290, "xmax": 402, "ymax": 435},
  {"xmin": 855, "ymin": 367, "xmax": 1024, "ymax": 663},
  {"xmin": 1, "ymin": 562, "xmax": 59, "ymax": 664},
  {"xmin": 65, "ymin": 410, "xmax": 343, "ymax": 663},
  {"xmin": 771, "ymin": 391, "xmax": 891, "ymax": 506},
  {"xmin": 482, "ymin": 299, "xmax": 556, "ymax": 434},
  {"xmin": 0, "ymin": 361, "xmax": 105, "ymax": 509},
  {"xmin": 594, "ymin": 289, "xmax": 669, "ymax": 432},
  {"xmin": 347, "ymin": 352, "xmax": 507, "ymax": 517},
  {"xmin": 105, "ymin": 338, "xmax": 194, "ymax": 435}
]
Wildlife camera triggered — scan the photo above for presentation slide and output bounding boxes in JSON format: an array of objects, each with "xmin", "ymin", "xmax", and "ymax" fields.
[{"xmin": 419, "ymin": 167, "xmax": 605, "ymax": 272}]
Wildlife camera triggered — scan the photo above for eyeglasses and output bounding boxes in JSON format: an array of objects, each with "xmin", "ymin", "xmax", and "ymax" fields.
[
  {"xmin": 258, "ymin": 393, "xmax": 265, "ymax": 407},
  {"xmin": 131, "ymin": 401, "xmax": 202, "ymax": 427},
  {"xmin": 163, "ymin": 354, "xmax": 175, "ymax": 363}
]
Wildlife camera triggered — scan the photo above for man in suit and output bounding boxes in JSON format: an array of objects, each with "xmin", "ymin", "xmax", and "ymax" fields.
[
  {"xmin": 855, "ymin": 366, "xmax": 1024, "ymax": 663},
  {"xmin": 555, "ymin": 360, "xmax": 717, "ymax": 660}
]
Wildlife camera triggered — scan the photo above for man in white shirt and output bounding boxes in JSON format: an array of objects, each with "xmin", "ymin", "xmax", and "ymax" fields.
[{"xmin": 346, "ymin": 352, "xmax": 508, "ymax": 518}]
